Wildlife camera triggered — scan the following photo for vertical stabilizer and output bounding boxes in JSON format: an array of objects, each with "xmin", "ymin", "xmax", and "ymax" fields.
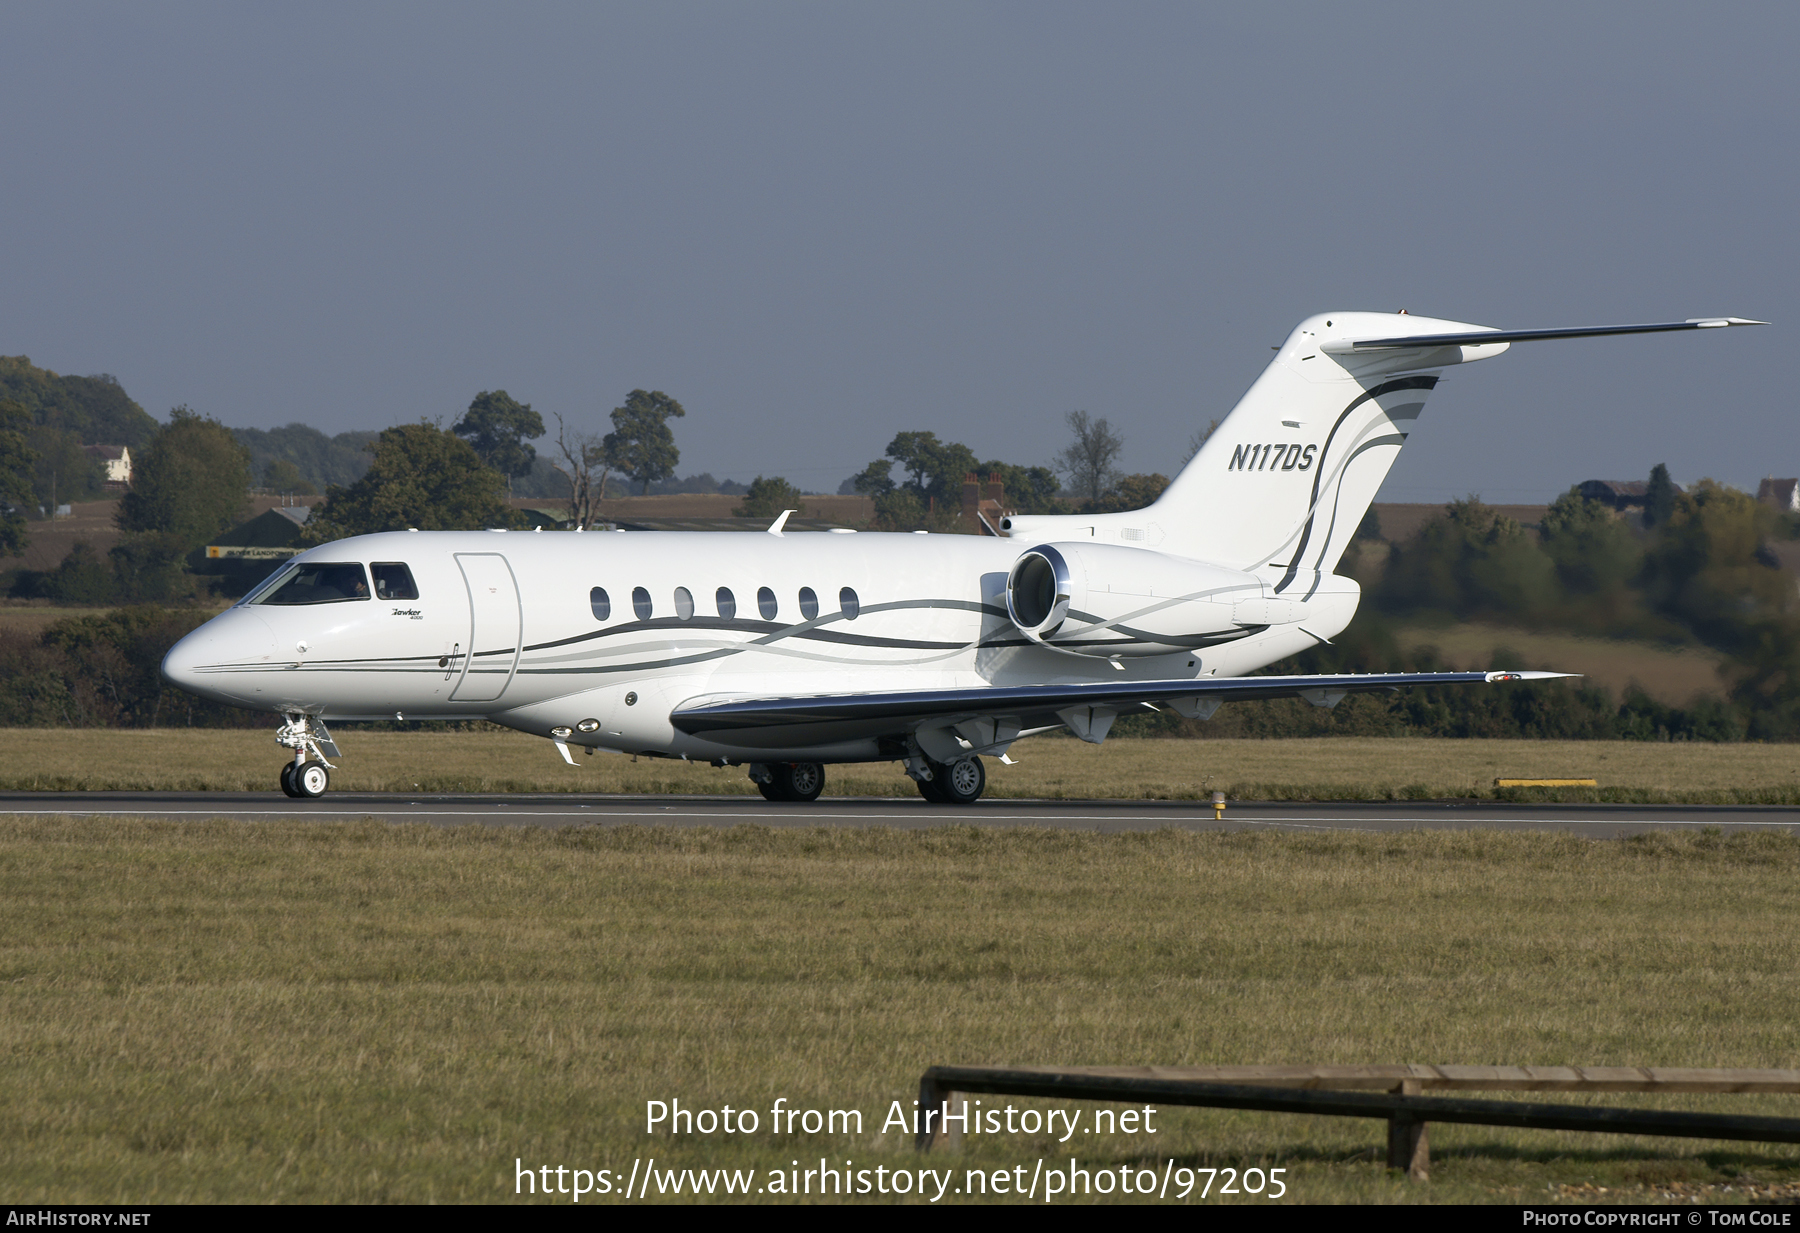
[
  {"xmin": 999, "ymin": 310, "xmax": 1760, "ymax": 594},
  {"xmin": 1005, "ymin": 311, "xmax": 1508, "ymax": 592}
]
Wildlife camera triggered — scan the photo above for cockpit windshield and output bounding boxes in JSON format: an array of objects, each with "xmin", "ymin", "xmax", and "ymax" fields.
[{"xmin": 254, "ymin": 561, "xmax": 372, "ymax": 605}]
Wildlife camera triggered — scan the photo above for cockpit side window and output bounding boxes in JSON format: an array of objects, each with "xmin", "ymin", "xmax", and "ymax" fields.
[
  {"xmin": 371, "ymin": 562, "xmax": 419, "ymax": 601},
  {"xmin": 256, "ymin": 561, "xmax": 372, "ymax": 605},
  {"xmin": 240, "ymin": 561, "xmax": 300, "ymax": 606}
]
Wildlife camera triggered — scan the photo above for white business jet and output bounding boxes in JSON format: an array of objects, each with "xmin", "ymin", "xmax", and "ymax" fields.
[{"xmin": 162, "ymin": 311, "xmax": 1762, "ymax": 802}]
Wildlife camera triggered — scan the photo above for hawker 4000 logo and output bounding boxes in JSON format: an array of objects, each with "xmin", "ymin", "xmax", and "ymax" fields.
[{"xmin": 1229, "ymin": 443, "xmax": 1316, "ymax": 472}]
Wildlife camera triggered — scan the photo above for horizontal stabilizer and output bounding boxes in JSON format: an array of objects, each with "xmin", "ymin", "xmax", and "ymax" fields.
[
  {"xmin": 672, "ymin": 670, "xmax": 1577, "ymax": 737},
  {"xmin": 1322, "ymin": 318, "xmax": 1766, "ymax": 353}
]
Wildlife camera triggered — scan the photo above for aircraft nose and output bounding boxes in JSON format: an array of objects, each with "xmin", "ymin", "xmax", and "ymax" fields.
[{"xmin": 162, "ymin": 610, "xmax": 277, "ymax": 698}]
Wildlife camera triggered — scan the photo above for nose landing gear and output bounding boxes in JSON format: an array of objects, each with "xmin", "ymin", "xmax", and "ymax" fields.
[{"xmin": 276, "ymin": 714, "xmax": 339, "ymax": 798}]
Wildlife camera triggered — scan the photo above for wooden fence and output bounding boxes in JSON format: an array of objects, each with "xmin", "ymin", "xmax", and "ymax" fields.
[{"xmin": 915, "ymin": 1065, "xmax": 1800, "ymax": 1181}]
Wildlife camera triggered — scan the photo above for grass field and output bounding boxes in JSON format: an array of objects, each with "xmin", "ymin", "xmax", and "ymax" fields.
[
  {"xmin": 5, "ymin": 727, "xmax": 1800, "ymax": 803},
  {"xmin": 3, "ymin": 818, "xmax": 1799, "ymax": 1204}
]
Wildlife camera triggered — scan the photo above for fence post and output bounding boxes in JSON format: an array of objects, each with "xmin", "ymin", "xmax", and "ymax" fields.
[
  {"xmin": 1387, "ymin": 1078, "xmax": 1429, "ymax": 1181},
  {"xmin": 917, "ymin": 1073, "xmax": 941, "ymax": 1150}
]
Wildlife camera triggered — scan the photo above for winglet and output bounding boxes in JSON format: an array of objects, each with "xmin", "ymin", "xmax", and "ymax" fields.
[{"xmin": 768, "ymin": 509, "xmax": 796, "ymax": 537}]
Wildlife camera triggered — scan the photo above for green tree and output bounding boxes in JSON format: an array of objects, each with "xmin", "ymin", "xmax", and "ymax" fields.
[
  {"xmin": 869, "ymin": 488, "xmax": 935, "ymax": 532},
  {"xmin": 1378, "ymin": 497, "xmax": 1558, "ymax": 622},
  {"xmin": 1539, "ymin": 487, "xmax": 1644, "ymax": 627},
  {"xmin": 302, "ymin": 422, "xmax": 518, "ymax": 542},
  {"xmin": 107, "ymin": 533, "xmax": 195, "ymax": 602},
  {"xmin": 1640, "ymin": 480, "xmax": 1789, "ymax": 653},
  {"xmin": 1082, "ymin": 472, "xmax": 1170, "ymax": 515},
  {"xmin": 262, "ymin": 459, "xmax": 316, "ymax": 495},
  {"xmin": 232, "ymin": 423, "xmax": 379, "ymax": 491},
  {"xmin": 25, "ymin": 425, "xmax": 106, "ymax": 509},
  {"xmin": 1055, "ymin": 410, "xmax": 1124, "ymax": 502},
  {"xmin": 0, "ymin": 356, "xmax": 159, "ymax": 450},
  {"xmin": 1644, "ymin": 462, "xmax": 1678, "ymax": 528},
  {"xmin": 603, "ymin": 390, "xmax": 687, "ymax": 495},
  {"xmin": 850, "ymin": 458, "xmax": 896, "ymax": 498},
  {"xmin": 116, "ymin": 407, "xmax": 253, "ymax": 551},
  {"xmin": 453, "ymin": 390, "xmax": 545, "ymax": 495},
  {"xmin": 734, "ymin": 476, "xmax": 806, "ymax": 520},
  {"xmin": 882, "ymin": 431, "xmax": 979, "ymax": 504},
  {"xmin": 0, "ymin": 398, "xmax": 38, "ymax": 555}
]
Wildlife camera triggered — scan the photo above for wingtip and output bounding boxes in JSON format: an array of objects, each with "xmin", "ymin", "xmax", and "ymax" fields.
[{"xmin": 1486, "ymin": 670, "xmax": 1583, "ymax": 682}]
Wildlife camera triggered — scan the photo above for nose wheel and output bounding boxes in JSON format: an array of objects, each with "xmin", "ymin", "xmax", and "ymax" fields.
[{"xmin": 275, "ymin": 714, "xmax": 339, "ymax": 798}]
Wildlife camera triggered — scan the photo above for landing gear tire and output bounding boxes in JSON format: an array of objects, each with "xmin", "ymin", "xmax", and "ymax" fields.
[
  {"xmin": 919, "ymin": 756, "xmax": 984, "ymax": 805},
  {"xmin": 279, "ymin": 762, "xmax": 299, "ymax": 797},
  {"xmin": 759, "ymin": 762, "xmax": 824, "ymax": 803},
  {"xmin": 293, "ymin": 760, "xmax": 330, "ymax": 799},
  {"xmin": 782, "ymin": 762, "xmax": 824, "ymax": 802}
]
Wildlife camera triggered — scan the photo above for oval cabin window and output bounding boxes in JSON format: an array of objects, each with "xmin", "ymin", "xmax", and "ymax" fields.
[
  {"xmin": 673, "ymin": 586, "xmax": 694, "ymax": 620},
  {"xmin": 590, "ymin": 587, "xmax": 610, "ymax": 621},
  {"xmin": 716, "ymin": 587, "xmax": 736, "ymax": 618},
  {"xmin": 840, "ymin": 587, "xmax": 859, "ymax": 620},
  {"xmin": 757, "ymin": 587, "xmax": 777, "ymax": 620},
  {"xmin": 798, "ymin": 587, "xmax": 819, "ymax": 620},
  {"xmin": 632, "ymin": 587, "xmax": 652, "ymax": 621}
]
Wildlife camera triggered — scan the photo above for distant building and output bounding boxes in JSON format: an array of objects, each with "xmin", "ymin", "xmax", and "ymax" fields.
[
  {"xmin": 1757, "ymin": 478, "xmax": 1800, "ymax": 513},
  {"xmin": 1576, "ymin": 479, "xmax": 1670, "ymax": 510},
  {"xmin": 82, "ymin": 444, "xmax": 131, "ymax": 489},
  {"xmin": 961, "ymin": 472, "xmax": 1010, "ymax": 535},
  {"xmin": 192, "ymin": 505, "xmax": 311, "ymax": 595}
]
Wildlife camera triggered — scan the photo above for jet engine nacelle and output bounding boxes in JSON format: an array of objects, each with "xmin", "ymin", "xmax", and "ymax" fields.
[{"xmin": 1004, "ymin": 542, "xmax": 1307, "ymax": 657}]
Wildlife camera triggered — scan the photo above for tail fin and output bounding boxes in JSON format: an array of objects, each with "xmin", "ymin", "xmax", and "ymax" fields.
[
  {"xmin": 1001, "ymin": 310, "xmax": 1762, "ymax": 595},
  {"xmin": 1158, "ymin": 311, "xmax": 1489, "ymax": 589},
  {"xmin": 1005, "ymin": 311, "xmax": 1494, "ymax": 583}
]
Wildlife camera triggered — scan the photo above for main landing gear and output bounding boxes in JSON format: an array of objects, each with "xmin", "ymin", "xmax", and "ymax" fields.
[
  {"xmin": 744, "ymin": 755, "xmax": 989, "ymax": 805},
  {"xmin": 752, "ymin": 761, "xmax": 825, "ymax": 802},
  {"xmin": 276, "ymin": 714, "xmax": 338, "ymax": 799},
  {"xmin": 914, "ymin": 755, "xmax": 985, "ymax": 805}
]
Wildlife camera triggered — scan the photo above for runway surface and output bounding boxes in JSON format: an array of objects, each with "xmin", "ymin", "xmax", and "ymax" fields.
[{"xmin": 3, "ymin": 791, "xmax": 1798, "ymax": 836}]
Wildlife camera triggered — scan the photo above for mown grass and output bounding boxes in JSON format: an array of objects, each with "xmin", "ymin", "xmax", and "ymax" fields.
[
  {"xmin": 5, "ymin": 727, "xmax": 1800, "ymax": 803},
  {"xmin": 3, "ymin": 818, "xmax": 1800, "ymax": 1203}
]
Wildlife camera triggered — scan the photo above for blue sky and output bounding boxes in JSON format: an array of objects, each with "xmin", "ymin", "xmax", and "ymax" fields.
[{"xmin": 3, "ymin": 3, "xmax": 1792, "ymax": 501}]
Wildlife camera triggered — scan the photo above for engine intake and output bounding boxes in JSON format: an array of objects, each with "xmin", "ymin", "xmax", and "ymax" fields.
[{"xmin": 1004, "ymin": 542, "xmax": 1302, "ymax": 657}]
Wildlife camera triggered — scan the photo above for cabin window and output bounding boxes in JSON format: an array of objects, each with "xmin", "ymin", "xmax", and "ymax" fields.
[
  {"xmin": 590, "ymin": 587, "xmax": 611, "ymax": 621},
  {"xmin": 371, "ymin": 562, "xmax": 419, "ymax": 601},
  {"xmin": 840, "ymin": 587, "xmax": 860, "ymax": 620},
  {"xmin": 632, "ymin": 586, "xmax": 652, "ymax": 620},
  {"xmin": 757, "ymin": 586, "xmax": 777, "ymax": 620},
  {"xmin": 716, "ymin": 587, "xmax": 736, "ymax": 618},
  {"xmin": 798, "ymin": 587, "xmax": 819, "ymax": 620},
  {"xmin": 673, "ymin": 586, "xmax": 695, "ymax": 620},
  {"xmin": 255, "ymin": 561, "xmax": 371, "ymax": 605}
]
